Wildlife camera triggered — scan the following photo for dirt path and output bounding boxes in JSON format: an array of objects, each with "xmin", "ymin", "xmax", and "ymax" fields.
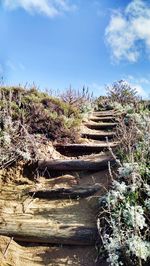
[{"xmin": 0, "ymin": 109, "xmax": 118, "ymax": 266}]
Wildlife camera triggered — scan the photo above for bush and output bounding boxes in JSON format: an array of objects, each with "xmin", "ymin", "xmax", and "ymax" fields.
[
  {"xmin": 97, "ymin": 88, "xmax": 150, "ymax": 266},
  {"xmin": 0, "ymin": 86, "xmax": 81, "ymax": 138},
  {"xmin": 0, "ymin": 86, "xmax": 82, "ymax": 167},
  {"xmin": 60, "ymin": 86, "xmax": 94, "ymax": 113},
  {"xmin": 95, "ymin": 96, "xmax": 113, "ymax": 111},
  {"xmin": 107, "ymin": 80, "xmax": 139, "ymax": 105}
]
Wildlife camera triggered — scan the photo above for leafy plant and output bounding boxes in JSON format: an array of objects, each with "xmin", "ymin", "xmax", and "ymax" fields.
[
  {"xmin": 60, "ymin": 86, "xmax": 94, "ymax": 113},
  {"xmin": 107, "ymin": 80, "xmax": 139, "ymax": 105},
  {"xmin": 0, "ymin": 85, "xmax": 83, "ymax": 167},
  {"xmin": 97, "ymin": 83, "xmax": 150, "ymax": 266}
]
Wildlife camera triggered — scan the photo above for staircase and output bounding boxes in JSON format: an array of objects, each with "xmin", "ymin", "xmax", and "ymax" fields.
[{"xmin": 0, "ymin": 109, "xmax": 119, "ymax": 266}]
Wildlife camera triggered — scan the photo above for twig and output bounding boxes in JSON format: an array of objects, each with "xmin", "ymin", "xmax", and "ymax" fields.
[
  {"xmin": 23, "ymin": 192, "xmax": 36, "ymax": 213},
  {"xmin": 106, "ymin": 137, "xmax": 122, "ymax": 167},
  {"xmin": 108, "ymin": 161, "xmax": 114, "ymax": 181},
  {"xmin": 2, "ymin": 237, "xmax": 14, "ymax": 258}
]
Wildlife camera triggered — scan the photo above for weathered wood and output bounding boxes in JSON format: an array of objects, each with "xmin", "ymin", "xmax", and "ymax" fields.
[
  {"xmin": 37, "ymin": 157, "xmax": 116, "ymax": 171},
  {"xmin": 92, "ymin": 111, "xmax": 115, "ymax": 117},
  {"xmin": 84, "ymin": 122, "xmax": 117, "ymax": 130},
  {"xmin": 0, "ymin": 236, "xmax": 98, "ymax": 266},
  {"xmin": 89, "ymin": 116, "xmax": 116, "ymax": 122},
  {"xmin": 81, "ymin": 131, "xmax": 115, "ymax": 140},
  {"xmin": 54, "ymin": 143, "xmax": 118, "ymax": 157},
  {"xmin": 0, "ymin": 175, "xmax": 78, "ymax": 202},
  {"xmin": 0, "ymin": 197, "xmax": 98, "ymax": 245},
  {"xmin": 29, "ymin": 184, "xmax": 101, "ymax": 199}
]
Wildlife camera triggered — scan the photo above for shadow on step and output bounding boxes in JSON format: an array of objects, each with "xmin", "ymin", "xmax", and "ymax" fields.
[{"xmin": 54, "ymin": 144, "xmax": 117, "ymax": 157}]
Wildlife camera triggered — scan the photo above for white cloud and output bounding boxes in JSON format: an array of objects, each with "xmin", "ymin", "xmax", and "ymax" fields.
[
  {"xmin": 2, "ymin": 0, "xmax": 75, "ymax": 17},
  {"xmin": 133, "ymin": 84, "xmax": 147, "ymax": 97},
  {"xmin": 125, "ymin": 75, "xmax": 149, "ymax": 98},
  {"xmin": 106, "ymin": 0, "xmax": 150, "ymax": 62},
  {"xmin": 127, "ymin": 75, "xmax": 150, "ymax": 85}
]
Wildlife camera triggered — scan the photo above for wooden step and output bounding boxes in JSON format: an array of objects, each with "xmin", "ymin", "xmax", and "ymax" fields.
[
  {"xmin": 29, "ymin": 184, "xmax": 101, "ymax": 199},
  {"xmin": 0, "ymin": 196, "xmax": 98, "ymax": 245},
  {"xmin": 81, "ymin": 131, "xmax": 115, "ymax": 140},
  {"xmin": 40, "ymin": 155, "xmax": 116, "ymax": 172},
  {"xmin": 54, "ymin": 143, "xmax": 117, "ymax": 156},
  {"xmin": 84, "ymin": 122, "xmax": 117, "ymax": 130},
  {"xmin": 92, "ymin": 111, "xmax": 115, "ymax": 117},
  {"xmin": 0, "ymin": 235, "xmax": 99, "ymax": 266},
  {"xmin": 0, "ymin": 175, "xmax": 78, "ymax": 201},
  {"xmin": 89, "ymin": 116, "xmax": 116, "ymax": 123}
]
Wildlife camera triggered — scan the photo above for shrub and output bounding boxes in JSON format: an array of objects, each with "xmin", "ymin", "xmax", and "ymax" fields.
[
  {"xmin": 95, "ymin": 96, "xmax": 113, "ymax": 111},
  {"xmin": 0, "ymin": 86, "xmax": 82, "ymax": 167},
  {"xmin": 60, "ymin": 86, "xmax": 94, "ymax": 113},
  {"xmin": 106, "ymin": 80, "xmax": 139, "ymax": 106},
  {"xmin": 97, "ymin": 89, "xmax": 150, "ymax": 266},
  {"xmin": 0, "ymin": 113, "xmax": 37, "ymax": 168},
  {"xmin": 0, "ymin": 86, "xmax": 81, "ymax": 139}
]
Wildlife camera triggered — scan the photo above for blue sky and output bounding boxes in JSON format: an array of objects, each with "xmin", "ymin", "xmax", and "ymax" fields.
[{"xmin": 0, "ymin": 0, "xmax": 150, "ymax": 98}]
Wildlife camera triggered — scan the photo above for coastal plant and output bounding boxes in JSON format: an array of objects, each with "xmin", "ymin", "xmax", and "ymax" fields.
[
  {"xmin": 0, "ymin": 85, "xmax": 83, "ymax": 168},
  {"xmin": 95, "ymin": 80, "xmax": 139, "ymax": 111},
  {"xmin": 95, "ymin": 96, "xmax": 113, "ymax": 111},
  {"xmin": 60, "ymin": 86, "xmax": 94, "ymax": 113},
  {"xmin": 98, "ymin": 161, "xmax": 150, "ymax": 266},
  {"xmin": 107, "ymin": 80, "xmax": 139, "ymax": 106},
  {"xmin": 97, "ymin": 83, "xmax": 150, "ymax": 266}
]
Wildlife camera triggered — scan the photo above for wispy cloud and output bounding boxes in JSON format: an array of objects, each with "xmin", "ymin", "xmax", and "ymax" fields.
[
  {"xmin": 6, "ymin": 60, "xmax": 16, "ymax": 71},
  {"xmin": 105, "ymin": 0, "xmax": 150, "ymax": 63},
  {"xmin": 127, "ymin": 75, "xmax": 150, "ymax": 86},
  {"xmin": 6, "ymin": 60, "xmax": 26, "ymax": 72},
  {"xmin": 133, "ymin": 84, "xmax": 147, "ymax": 98},
  {"xmin": 125, "ymin": 75, "xmax": 149, "ymax": 98},
  {"xmin": 2, "ymin": 0, "xmax": 76, "ymax": 17}
]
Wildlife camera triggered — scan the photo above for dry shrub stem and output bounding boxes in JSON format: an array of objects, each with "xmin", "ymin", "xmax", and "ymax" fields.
[{"xmin": 2, "ymin": 237, "xmax": 14, "ymax": 259}]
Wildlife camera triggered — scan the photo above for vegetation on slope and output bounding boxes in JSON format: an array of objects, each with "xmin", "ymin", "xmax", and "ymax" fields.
[
  {"xmin": 0, "ymin": 85, "xmax": 92, "ymax": 168},
  {"xmin": 97, "ymin": 81, "xmax": 150, "ymax": 266}
]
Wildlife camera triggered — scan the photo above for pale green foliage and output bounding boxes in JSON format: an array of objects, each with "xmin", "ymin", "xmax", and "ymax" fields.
[
  {"xmin": 0, "ymin": 114, "xmax": 34, "ymax": 167},
  {"xmin": 128, "ymin": 236, "xmax": 150, "ymax": 262},
  {"xmin": 97, "ymin": 95, "xmax": 150, "ymax": 266},
  {"xmin": 107, "ymin": 80, "xmax": 139, "ymax": 105}
]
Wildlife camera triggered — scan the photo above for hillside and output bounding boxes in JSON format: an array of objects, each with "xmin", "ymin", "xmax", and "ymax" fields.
[{"xmin": 0, "ymin": 83, "xmax": 150, "ymax": 266}]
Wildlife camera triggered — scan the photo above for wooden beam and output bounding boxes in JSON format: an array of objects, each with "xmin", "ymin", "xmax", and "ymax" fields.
[
  {"xmin": 92, "ymin": 111, "xmax": 115, "ymax": 117},
  {"xmin": 29, "ymin": 184, "xmax": 101, "ymax": 199},
  {"xmin": 84, "ymin": 122, "xmax": 117, "ymax": 130},
  {"xmin": 54, "ymin": 143, "xmax": 117, "ymax": 157},
  {"xmin": 89, "ymin": 116, "xmax": 117, "ymax": 122},
  {"xmin": 0, "ymin": 197, "xmax": 98, "ymax": 245},
  {"xmin": 37, "ymin": 157, "xmax": 116, "ymax": 171},
  {"xmin": 0, "ymin": 236, "xmax": 98, "ymax": 266},
  {"xmin": 81, "ymin": 132, "xmax": 115, "ymax": 140}
]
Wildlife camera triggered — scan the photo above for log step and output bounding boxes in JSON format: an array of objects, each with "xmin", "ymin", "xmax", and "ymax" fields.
[
  {"xmin": 92, "ymin": 111, "xmax": 115, "ymax": 117},
  {"xmin": 84, "ymin": 122, "xmax": 117, "ymax": 130},
  {"xmin": 54, "ymin": 143, "xmax": 117, "ymax": 156},
  {"xmin": 81, "ymin": 131, "xmax": 115, "ymax": 140},
  {"xmin": 37, "ymin": 156, "xmax": 116, "ymax": 172},
  {"xmin": 89, "ymin": 116, "xmax": 116, "ymax": 123},
  {"xmin": 0, "ymin": 197, "xmax": 98, "ymax": 245},
  {"xmin": 29, "ymin": 184, "xmax": 101, "ymax": 199},
  {"xmin": 0, "ymin": 235, "xmax": 99, "ymax": 266}
]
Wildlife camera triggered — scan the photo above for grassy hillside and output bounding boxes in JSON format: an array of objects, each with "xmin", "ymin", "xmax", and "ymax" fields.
[{"xmin": 0, "ymin": 86, "xmax": 92, "ymax": 168}]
